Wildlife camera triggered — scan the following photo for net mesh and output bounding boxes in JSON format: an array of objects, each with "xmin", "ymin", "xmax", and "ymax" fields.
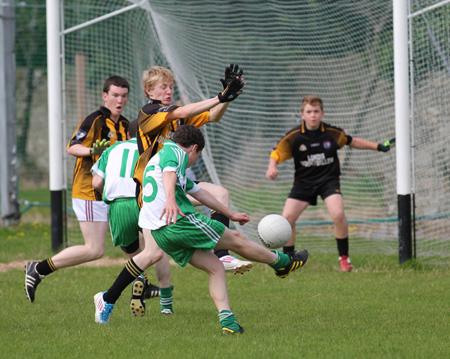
[
  {"xmin": 409, "ymin": 1, "xmax": 450, "ymax": 264},
  {"xmin": 32, "ymin": 0, "xmax": 448, "ymax": 262}
]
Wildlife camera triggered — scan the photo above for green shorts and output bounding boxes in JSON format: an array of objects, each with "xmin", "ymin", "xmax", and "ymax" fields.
[
  {"xmin": 152, "ymin": 212, "xmax": 226, "ymax": 267},
  {"xmin": 108, "ymin": 198, "xmax": 141, "ymax": 248}
]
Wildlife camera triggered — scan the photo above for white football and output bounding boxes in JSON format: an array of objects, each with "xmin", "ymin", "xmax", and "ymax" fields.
[{"xmin": 257, "ymin": 214, "xmax": 292, "ymax": 249}]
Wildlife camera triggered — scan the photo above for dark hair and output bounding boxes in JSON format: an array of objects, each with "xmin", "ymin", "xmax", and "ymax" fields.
[
  {"xmin": 127, "ymin": 119, "xmax": 138, "ymax": 139},
  {"xmin": 172, "ymin": 125, "xmax": 205, "ymax": 152},
  {"xmin": 103, "ymin": 76, "xmax": 130, "ymax": 94}
]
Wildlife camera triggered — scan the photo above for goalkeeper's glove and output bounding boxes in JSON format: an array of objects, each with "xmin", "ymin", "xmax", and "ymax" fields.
[
  {"xmin": 377, "ymin": 137, "xmax": 395, "ymax": 152},
  {"xmin": 90, "ymin": 139, "xmax": 110, "ymax": 156},
  {"xmin": 220, "ymin": 64, "xmax": 243, "ymax": 89},
  {"xmin": 218, "ymin": 77, "xmax": 244, "ymax": 103}
]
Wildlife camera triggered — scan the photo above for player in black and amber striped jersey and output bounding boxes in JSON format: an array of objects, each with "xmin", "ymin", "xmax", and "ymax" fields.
[
  {"xmin": 266, "ymin": 95, "xmax": 394, "ymax": 272},
  {"xmin": 133, "ymin": 65, "xmax": 253, "ymax": 274},
  {"xmin": 24, "ymin": 76, "xmax": 131, "ymax": 303},
  {"xmin": 68, "ymin": 106, "xmax": 129, "ymax": 201}
]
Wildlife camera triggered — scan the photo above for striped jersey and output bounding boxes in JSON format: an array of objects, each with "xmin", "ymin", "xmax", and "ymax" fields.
[
  {"xmin": 136, "ymin": 99, "xmax": 209, "ymax": 156},
  {"xmin": 67, "ymin": 106, "xmax": 129, "ymax": 200},
  {"xmin": 133, "ymin": 99, "xmax": 209, "ymax": 208}
]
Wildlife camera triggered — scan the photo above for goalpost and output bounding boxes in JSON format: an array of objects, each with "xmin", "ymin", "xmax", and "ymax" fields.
[
  {"xmin": 47, "ymin": 0, "xmax": 450, "ymax": 264},
  {"xmin": 393, "ymin": 0, "xmax": 412, "ymax": 263}
]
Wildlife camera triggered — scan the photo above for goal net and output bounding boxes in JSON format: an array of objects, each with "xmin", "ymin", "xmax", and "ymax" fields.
[
  {"xmin": 60, "ymin": 0, "xmax": 450, "ymax": 263},
  {"xmin": 409, "ymin": 0, "xmax": 450, "ymax": 264}
]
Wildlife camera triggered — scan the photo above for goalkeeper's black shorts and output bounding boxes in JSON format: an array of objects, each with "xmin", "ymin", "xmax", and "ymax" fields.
[{"xmin": 288, "ymin": 177, "xmax": 341, "ymax": 206}]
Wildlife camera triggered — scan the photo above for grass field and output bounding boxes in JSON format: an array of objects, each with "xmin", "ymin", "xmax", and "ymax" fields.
[{"xmin": 1, "ymin": 222, "xmax": 450, "ymax": 359}]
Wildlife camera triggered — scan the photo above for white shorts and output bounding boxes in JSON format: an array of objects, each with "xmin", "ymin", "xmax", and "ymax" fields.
[{"xmin": 72, "ymin": 198, "xmax": 109, "ymax": 222}]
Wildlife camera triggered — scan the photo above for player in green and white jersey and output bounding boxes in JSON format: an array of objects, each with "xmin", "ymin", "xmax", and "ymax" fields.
[
  {"xmin": 94, "ymin": 125, "xmax": 308, "ymax": 333},
  {"xmin": 91, "ymin": 120, "xmax": 172, "ymax": 317}
]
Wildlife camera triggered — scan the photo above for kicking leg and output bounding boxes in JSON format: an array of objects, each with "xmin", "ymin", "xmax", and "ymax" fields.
[
  {"xmin": 189, "ymin": 182, "xmax": 253, "ymax": 274},
  {"xmin": 215, "ymin": 228, "xmax": 308, "ymax": 278}
]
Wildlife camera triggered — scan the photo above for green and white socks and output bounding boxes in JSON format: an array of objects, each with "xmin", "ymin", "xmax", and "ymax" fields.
[
  {"xmin": 219, "ymin": 310, "xmax": 240, "ymax": 332},
  {"xmin": 160, "ymin": 287, "xmax": 174, "ymax": 314}
]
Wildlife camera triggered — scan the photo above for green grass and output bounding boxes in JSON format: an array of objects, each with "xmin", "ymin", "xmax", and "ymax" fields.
[{"xmin": 1, "ymin": 223, "xmax": 450, "ymax": 358}]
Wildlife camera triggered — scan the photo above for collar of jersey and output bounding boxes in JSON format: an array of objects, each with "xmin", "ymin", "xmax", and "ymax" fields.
[{"xmin": 301, "ymin": 121, "xmax": 325, "ymax": 133}]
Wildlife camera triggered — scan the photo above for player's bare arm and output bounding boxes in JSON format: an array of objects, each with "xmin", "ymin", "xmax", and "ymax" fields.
[
  {"xmin": 167, "ymin": 97, "xmax": 220, "ymax": 121},
  {"xmin": 350, "ymin": 137, "xmax": 394, "ymax": 152},
  {"xmin": 208, "ymin": 102, "xmax": 230, "ymax": 122},
  {"xmin": 266, "ymin": 157, "xmax": 279, "ymax": 180},
  {"xmin": 166, "ymin": 75, "xmax": 245, "ymax": 122},
  {"xmin": 210, "ymin": 75, "xmax": 246, "ymax": 123},
  {"xmin": 349, "ymin": 137, "xmax": 378, "ymax": 150},
  {"xmin": 161, "ymin": 171, "xmax": 185, "ymax": 225},
  {"xmin": 190, "ymin": 188, "xmax": 250, "ymax": 226},
  {"xmin": 66, "ymin": 143, "xmax": 92, "ymax": 157},
  {"xmin": 67, "ymin": 140, "xmax": 110, "ymax": 157},
  {"xmin": 91, "ymin": 174, "xmax": 104, "ymax": 192}
]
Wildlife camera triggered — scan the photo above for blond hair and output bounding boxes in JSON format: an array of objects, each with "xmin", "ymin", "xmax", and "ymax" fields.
[
  {"xmin": 142, "ymin": 66, "xmax": 176, "ymax": 99},
  {"xmin": 301, "ymin": 95, "xmax": 323, "ymax": 112}
]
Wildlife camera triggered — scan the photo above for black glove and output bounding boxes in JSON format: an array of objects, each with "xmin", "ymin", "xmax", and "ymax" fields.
[
  {"xmin": 218, "ymin": 77, "xmax": 244, "ymax": 103},
  {"xmin": 220, "ymin": 64, "xmax": 243, "ymax": 89},
  {"xmin": 377, "ymin": 137, "xmax": 395, "ymax": 152},
  {"xmin": 90, "ymin": 139, "xmax": 110, "ymax": 156}
]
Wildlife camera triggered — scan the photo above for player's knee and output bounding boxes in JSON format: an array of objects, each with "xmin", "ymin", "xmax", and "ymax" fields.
[
  {"xmin": 152, "ymin": 249, "xmax": 164, "ymax": 263},
  {"xmin": 282, "ymin": 214, "xmax": 296, "ymax": 226},
  {"xmin": 332, "ymin": 212, "xmax": 347, "ymax": 226},
  {"xmin": 230, "ymin": 231, "xmax": 248, "ymax": 250},
  {"xmin": 141, "ymin": 246, "xmax": 164, "ymax": 266},
  {"xmin": 89, "ymin": 247, "xmax": 105, "ymax": 260}
]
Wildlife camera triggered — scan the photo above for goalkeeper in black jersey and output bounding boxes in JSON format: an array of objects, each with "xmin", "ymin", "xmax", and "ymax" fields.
[{"xmin": 266, "ymin": 95, "xmax": 394, "ymax": 271}]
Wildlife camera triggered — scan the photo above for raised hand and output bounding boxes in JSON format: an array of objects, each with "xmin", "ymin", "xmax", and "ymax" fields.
[
  {"xmin": 90, "ymin": 139, "xmax": 110, "ymax": 156},
  {"xmin": 218, "ymin": 76, "xmax": 245, "ymax": 103},
  {"xmin": 221, "ymin": 64, "xmax": 243, "ymax": 89}
]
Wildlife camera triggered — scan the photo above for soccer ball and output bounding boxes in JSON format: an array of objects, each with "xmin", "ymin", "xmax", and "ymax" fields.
[{"xmin": 257, "ymin": 214, "xmax": 292, "ymax": 249}]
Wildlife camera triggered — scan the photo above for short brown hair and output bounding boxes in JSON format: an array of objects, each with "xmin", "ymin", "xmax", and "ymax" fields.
[
  {"xmin": 103, "ymin": 76, "xmax": 130, "ymax": 94},
  {"xmin": 172, "ymin": 125, "xmax": 205, "ymax": 152},
  {"xmin": 142, "ymin": 66, "xmax": 176, "ymax": 99},
  {"xmin": 301, "ymin": 95, "xmax": 323, "ymax": 112}
]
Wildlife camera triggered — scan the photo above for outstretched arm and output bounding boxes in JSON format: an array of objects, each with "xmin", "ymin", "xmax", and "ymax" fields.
[
  {"xmin": 166, "ymin": 75, "xmax": 245, "ymax": 122},
  {"xmin": 350, "ymin": 137, "xmax": 394, "ymax": 152},
  {"xmin": 167, "ymin": 97, "xmax": 221, "ymax": 121},
  {"xmin": 349, "ymin": 137, "xmax": 378, "ymax": 150},
  {"xmin": 190, "ymin": 188, "xmax": 250, "ymax": 225},
  {"xmin": 208, "ymin": 102, "xmax": 230, "ymax": 122}
]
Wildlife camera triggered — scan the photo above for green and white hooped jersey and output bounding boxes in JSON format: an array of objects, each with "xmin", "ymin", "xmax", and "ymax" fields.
[
  {"xmin": 91, "ymin": 138, "xmax": 139, "ymax": 204},
  {"xmin": 138, "ymin": 140, "xmax": 200, "ymax": 230}
]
